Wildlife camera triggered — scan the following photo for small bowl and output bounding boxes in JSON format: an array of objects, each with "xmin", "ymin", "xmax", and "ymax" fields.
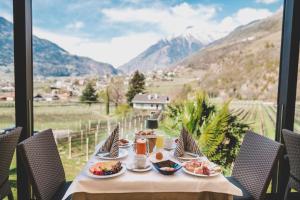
[{"xmin": 152, "ymin": 160, "xmax": 182, "ymax": 175}]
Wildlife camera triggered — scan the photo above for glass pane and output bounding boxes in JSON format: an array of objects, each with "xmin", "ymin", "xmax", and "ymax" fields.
[
  {"xmin": 0, "ymin": 0, "xmax": 16, "ymax": 198},
  {"xmin": 31, "ymin": 0, "xmax": 283, "ymax": 186},
  {"xmin": 294, "ymin": 58, "xmax": 300, "ymax": 132},
  {"xmin": 0, "ymin": 0, "xmax": 15, "ymax": 130}
]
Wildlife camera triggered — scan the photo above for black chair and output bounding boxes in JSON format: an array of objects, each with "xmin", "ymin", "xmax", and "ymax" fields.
[
  {"xmin": 18, "ymin": 129, "xmax": 72, "ymax": 200},
  {"xmin": 226, "ymin": 131, "xmax": 283, "ymax": 200},
  {"xmin": 282, "ymin": 129, "xmax": 300, "ymax": 200},
  {"xmin": 0, "ymin": 127, "xmax": 22, "ymax": 200}
]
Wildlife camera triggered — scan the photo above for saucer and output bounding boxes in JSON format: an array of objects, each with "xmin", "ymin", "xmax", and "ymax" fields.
[{"xmin": 126, "ymin": 163, "xmax": 152, "ymax": 172}]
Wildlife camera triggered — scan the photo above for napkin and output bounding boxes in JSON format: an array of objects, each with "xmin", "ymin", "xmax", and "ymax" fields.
[
  {"xmin": 98, "ymin": 125, "xmax": 119, "ymax": 158},
  {"xmin": 174, "ymin": 128, "xmax": 202, "ymax": 157}
]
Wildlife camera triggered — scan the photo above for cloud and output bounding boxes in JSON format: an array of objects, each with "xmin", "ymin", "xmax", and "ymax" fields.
[
  {"xmin": 101, "ymin": 3, "xmax": 273, "ymax": 43},
  {"xmin": 256, "ymin": 0, "xmax": 278, "ymax": 4},
  {"xmin": 33, "ymin": 27, "xmax": 161, "ymax": 67},
  {"xmin": 66, "ymin": 21, "xmax": 85, "ymax": 30},
  {"xmin": 102, "ymin": 3, "xmax": 218, "ymax": 37},
  {"xmin": 32, "ymin": 3, "xmax": 275, "ymax": 67},
  {"xmin": 219, "ymin": 8, "xmax": 273, "ymax": 34}
]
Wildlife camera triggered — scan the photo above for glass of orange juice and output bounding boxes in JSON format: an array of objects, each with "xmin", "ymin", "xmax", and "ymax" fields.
[{"xmin": 156, "ymin": 134, "xmax": 164, "ymax": 149}]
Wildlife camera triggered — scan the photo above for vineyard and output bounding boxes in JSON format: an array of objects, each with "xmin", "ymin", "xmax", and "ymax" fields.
[{"xmin": 230, "ymin": 100, "xmax": 277, "ymax": 140}]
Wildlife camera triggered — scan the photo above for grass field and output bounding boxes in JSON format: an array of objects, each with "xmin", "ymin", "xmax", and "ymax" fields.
[{"xmin": 0, "ymin": 100, "xmax": 290, "ymax": 198}]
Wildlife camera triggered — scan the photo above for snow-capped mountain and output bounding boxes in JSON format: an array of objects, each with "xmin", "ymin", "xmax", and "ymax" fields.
[{"xmin": 119, "ymin": 28, "xmax": 205, "ymax": 74}]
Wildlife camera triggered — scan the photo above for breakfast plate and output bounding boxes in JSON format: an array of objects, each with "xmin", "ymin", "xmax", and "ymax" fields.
[
  {"xmin": 182, "ymin": 160, "xmax": 222, "ymax": 177},
  {"xmin": 182, "ymin": 166, "xmax": 221, "ymax": 177},
  {"xmin": 126, "ymin": 162, "xmax": 152, "ymax": 172},
  {"xmin": 96, "ymin": 148, "xmax": 128, "ymax": 160},
  {"xmin": 87, "ymin": 161, "xmax": 126, "ymax": 179}
]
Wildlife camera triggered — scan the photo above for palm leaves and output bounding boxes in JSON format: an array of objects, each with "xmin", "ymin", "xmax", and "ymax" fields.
[
  {"xmin": 199, "ymin": 102, "xmax": 229, "ymax": 157},
  {"xmin": 162, "ymin": 91, "xmax": 249, "ymax": 169}
]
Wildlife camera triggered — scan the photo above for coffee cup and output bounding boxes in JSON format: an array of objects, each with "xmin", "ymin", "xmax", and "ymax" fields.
[
  {"xmin": 164, "ymin": 137, "xmax": 173, "ymax": 149},
  {"xmin": 134, "ymin": 154, "xmax": 147, "ymax": 169}
]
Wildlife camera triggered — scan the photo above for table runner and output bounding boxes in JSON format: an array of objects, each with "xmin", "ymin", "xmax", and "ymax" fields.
[{"xmin": 63, "ymin": 146, "xmax": 242, "ymax": 200}]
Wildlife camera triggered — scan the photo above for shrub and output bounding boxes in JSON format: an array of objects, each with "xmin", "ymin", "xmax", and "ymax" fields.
[{"xmin": 161, "ymin": 91, "xmax": 249, "ymax": 170}]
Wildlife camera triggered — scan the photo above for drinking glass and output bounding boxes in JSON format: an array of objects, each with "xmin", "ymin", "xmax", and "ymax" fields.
[
  {"xmin": 133, "ymin": 138, "xmax": 149, "ymax": 155},
  {"xmin": 156, "ymin": 134, "xmax": 164, "ymax": 149}
]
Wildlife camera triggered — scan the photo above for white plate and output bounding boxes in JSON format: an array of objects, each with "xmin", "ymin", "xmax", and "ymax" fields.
[
  {"xmin": 126, "ymin": 163, "xmax": 152, "ymax": 172},
  {"xmin": 182, "ymin": 166, "xmax": 221, "ymax": 177},
  {"xmin": 87, "ymin": 164, "xmax": 126, "ymax": 179},
  {"xmin": 96, "ymin": 148, "xmax": 128, "ymax": 160},
  {"xmin": 177, "ymin": 152, "xmax": 200, "ymax": 161},
  {"xmin": 164, "ymin": 144, "xmax": 176, "ymax": 151}
]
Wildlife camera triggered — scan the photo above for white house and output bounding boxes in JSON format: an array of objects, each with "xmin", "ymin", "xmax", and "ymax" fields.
[{"xmin": 132, "ymin": 94, "xmax": 170, "ymax": 110}]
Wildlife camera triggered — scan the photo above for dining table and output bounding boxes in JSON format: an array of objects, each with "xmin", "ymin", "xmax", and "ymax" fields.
[{"xmin": 63, "ymin": 143, "xmax": 242, "ymax": 200}]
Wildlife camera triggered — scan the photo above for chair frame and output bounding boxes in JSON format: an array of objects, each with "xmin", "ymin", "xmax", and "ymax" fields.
[
  {"xmin": 282, "ymin": 129, "xmax": 300, "ymax": 200},
  {"xmin": 0, "ymin": 127, "xmax": 22, "ymax": 200},
  {"xmin": 231, "ymin": 131, "xmax": 283, "ymax": 200}
]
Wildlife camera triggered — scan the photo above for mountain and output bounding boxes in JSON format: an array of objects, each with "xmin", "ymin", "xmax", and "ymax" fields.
[
  {"xmin": 0, "ymin": 17, "xmax": 119, "ymax": 77},
  {"xmin": 119, "ymin": 29, "xmax": 205, "ymax": 74},
  {"xmin": 174, "ymin": 11, "xmax": 283, "ymax": 100}
]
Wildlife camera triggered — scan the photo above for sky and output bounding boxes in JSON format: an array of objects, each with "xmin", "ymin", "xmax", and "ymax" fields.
[{"xmin": 0, "ymin": 0, "xmax": 282, "ymax": 67}]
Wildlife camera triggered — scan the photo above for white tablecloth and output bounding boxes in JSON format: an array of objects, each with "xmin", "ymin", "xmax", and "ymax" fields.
[{"xmin": 63, "ymin": 146, "xmax": 242, "ymax": 200}]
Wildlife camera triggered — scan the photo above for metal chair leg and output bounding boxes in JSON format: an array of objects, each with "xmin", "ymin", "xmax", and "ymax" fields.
[
  {"xmin": 284, "ymin": 181, "xmax": 291, "ymax": 200},
  {"xmin": 6, "ymin": 186, "xmax": 14, "ymax": 200}
]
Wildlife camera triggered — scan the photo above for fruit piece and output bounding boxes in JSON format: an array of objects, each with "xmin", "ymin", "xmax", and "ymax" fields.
[
  {"xmin": 194, "ymin": 167, "xmax": 203, "ymax": 175},
  {"xmin": 156, "ymin": 152, "xmax": 163, "ymax": 160},
  {"xmin": 202, "ymin": 166, "xmax": 210, "ymax": 176},
  {"xmin": 185, "ymin": 165, "xmax": 195, "ymax": 172}
]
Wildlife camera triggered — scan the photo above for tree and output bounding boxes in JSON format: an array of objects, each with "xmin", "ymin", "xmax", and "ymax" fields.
[
  {"xmin": 99, "ymin": 87, "xmax": 110, "ymax": 115},
  {"xmin": 109, "ymin": 77, "xmax": 124, "ymax": 107},
  {"xmin": 80, "ymin": 82, "xmax": 98, "ymax": 106},
  {"xmin": 126, "ymin": 71, "xmax": 146, "ymax": 105}
]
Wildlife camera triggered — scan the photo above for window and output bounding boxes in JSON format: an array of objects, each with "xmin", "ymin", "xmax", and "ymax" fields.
[
  {"xmin": 0, "ymin": 1, "xmax": 15, "ymax": 131},
  {"xmin": 29, "ymin": 0, "xmax": 283, "ymax": 184}
]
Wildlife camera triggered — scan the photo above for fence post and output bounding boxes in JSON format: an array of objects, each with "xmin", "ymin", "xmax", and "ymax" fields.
[
  {"xmin": 107, "ymin": 119, "xmax": 111, "ymax": 135},
  {"xmin": 121, "ymin": 127, "xmax": 124, "ymax": 139},
  {"xmin": 88, "ymin": 120, "xmax": 91, "ymax": 133},
  {"xmin": 124, "ymin": 117, "xmax": 127, "ymax": 132},
  {"xmin": 95, "ymin": 125, "xmax": 99, "ymax": 150},
  {"xmin": 129, "ymin": 117, "xmax": 132, "ymax": 131},
  {"xmin": 68, "ymin": 136, "xmax": 72, "ymax": 159},
  {"xmin": 81, "ymin": 130, "xmax": 83, "ymax": 152},
  {"xmin": 86, "ymin": 137, "xmax": 89, "ymax": 161}
]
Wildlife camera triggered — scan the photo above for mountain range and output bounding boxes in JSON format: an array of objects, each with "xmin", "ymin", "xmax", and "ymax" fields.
[
  {"xmin": 0, "ymin": 16, "xmax": 119, "ymax": 77},
  {"xmin": 175, "ymin": 11, "xmax": 283, "ymax": 100},
  {"xmin": 119, "ymin": 29, "xmax": 205, "ymax": 74}
]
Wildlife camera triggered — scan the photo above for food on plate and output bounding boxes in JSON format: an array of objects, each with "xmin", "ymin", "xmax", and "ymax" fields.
[
  {"xmin": 183, "ymin": 160, "xmax": 221, "ymax": 176},
  {"xmin": 118, "ymin": 138, "xmax": 129, "ymax": 146},
  {"xmin": 89, "ymin": 161, "xmax": 122, "ymax": 176},
  {"xmin": 136, "ymin": 130, "xmax": 155, "ymax": 136},
  {"xmin": 160, "ymin": 167, "xmax": 176, "ymax": 172},
  {"xmin": 156, "ymin": 152, "xmax": 163, "ymax": 160}
]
